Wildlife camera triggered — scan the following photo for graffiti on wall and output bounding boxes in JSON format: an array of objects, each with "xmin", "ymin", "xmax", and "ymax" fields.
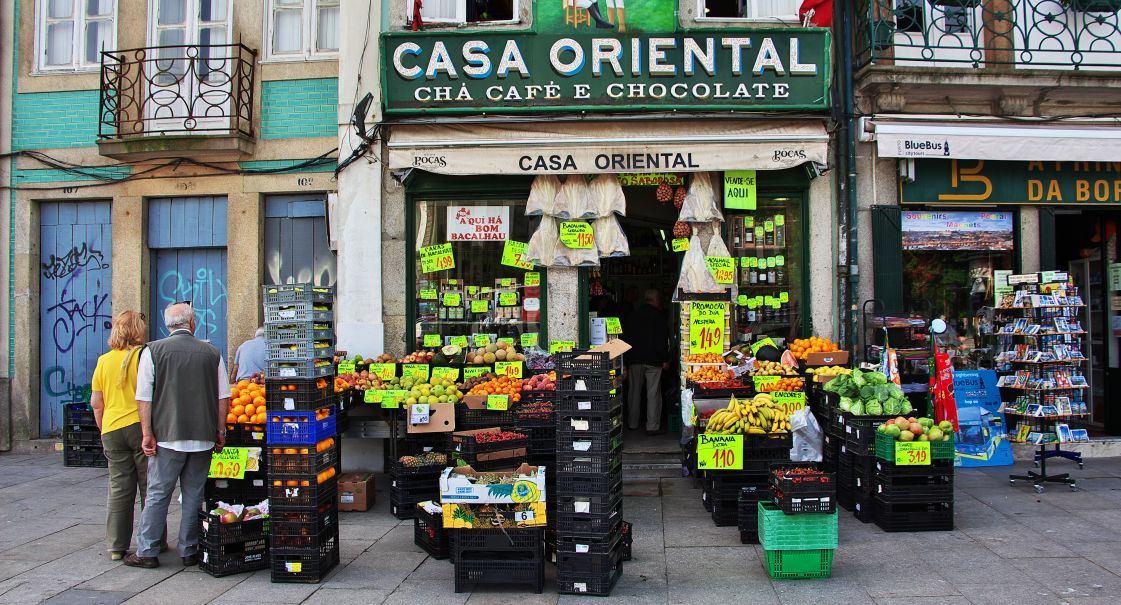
[{"xmin": 157, "ymin": 267, "xmax": 227, "ymax": 339}]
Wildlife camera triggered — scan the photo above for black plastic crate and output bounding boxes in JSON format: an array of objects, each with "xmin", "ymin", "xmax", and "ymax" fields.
[
  {"xmin": 515, "ymin": 392, "xmax": 555, "ymax": 427},
  {"xmin": 840, "ymin": 412, "xmax": 897, "ymax": 455},
  {"xmin": 836, "ymin": 484, "xmax": 854, "ymax": 511},
  {"xmin": 770, "ymin": 463, "xmax": 837, "ymax": 514},
  {"xmin": 224, "ymin": 422, "xmax": 268, "ymax": 446},
  {"xmin": 270, "ymin": 541, "xmax": 340, "ymax": 583},
  {"xmin": 449, "ymin": 431, "xmax": 529, "ymax": 457},
  {"xmin": 198, "ymin": 508, "xmax": 268, "ymax": 546},
  {"xmin": 556, "ymin": 394, "xmax": 622, "ymax": 420},
  {"xmin": 268, "ymin": 476, "xmax": 338, "ymax": 510},
  {"xmin": 63, "ymin": 445, "xmax": 106, "ymax": 468},
  {"xmin": 454, "ymin": 406, "xmax": 516, "ymax": 431},
  {"xmin": 555, "ymin": 499, "xmax": 623, "ymax": 535},
  {"xmin": 390, "ymin": 479, "xmax": 440, "ymax": 503},
  {"xmin": 64, "ymin": 403, "xmax": 96, "ymax": 427},
  {"xmin": 555, "ymin": 350, "xmax": 618, "ymax": 377},
  {"xmin": 707, "ymin": 473, "xmax": 768, "ymax": 501},
  {"xmin": 556, "ymin": 469, "xmax": 623, "ymax": 496},
  {"xmin": 853, "ymin": 492, "xmax": 875, "ymax": 523},
  {"xmin": 556, "ymin": 550, "xmax": 622, "ymax": 596},
  {"xmin": 873, "ymin": 457, "xmax": 956, "ymax": 477},
  {"xmin": 454, "ymin": 552, "xmax": 544, "ymax": 594},
  {"xmin": 64, "ymin": 429, "xmax": 101, "ymax": 447},
  {"xmin": 873, "ymin": 498, "xmax": 954, "ymax": 532},
  {"xmin": 742, "ymin": 434, "xmax": 794, "ymax": 472},
  {"xmin": 874, "ymin": 473, "xmax": 954, "ymax": 504},
  {"xmin": 555, "ymin": 528, "xmax": 623, "ymax": 556},
  {"xmin": 268, "ymin": 443, "xmax": 338, "ymax": 475},
  {"xmin": 555, "ymin": 449, "xmax": 621, "ymax": 475},
  {"xmin": 555, "ymin": 536, "xmax": 622, "ymax": 575},
  {"xmin": 556, "ymin": 487, "xmax": 623, "ymax": 517},
  {"xmin": 200, "ymin": 538, "xmax": 268, "ymax": 577},
  {"xmin": 414, "ymin": 503, "xmax": 450, "ymax": 560},
  {"xmin": 206, "ymin": 477, "xmax": 268, "ymax": 505},
  {"xmin": 556, "ymin": 425, "xmax": 622, "ymax": 456},
  {"xmin": 390, "ymin": 500, "xmax": 422, "ymax": 520},
  {"xmin": 271, "ymin": 519, "xmax": 338, "ymax": 551},
  {"xmin": 452, "ymin": 528, "xmax": 543, "ymax": 554},
  {"xmin": 740, "ymin": 527, "xmax": 760, "ymax": 544},
  {"xmin": 711, "ymin": 497, "xmax": 739, "ymax": 527},
  {"xmin": 263, "ymin": 283, "xmax": 335, "ymax": 305},
  {"xmin": 390, "ymin": 460, "xmax": 447, "ymax": 477},
  {"xmin": 272, "ymin": 503, "xmax": 336, "ymax": 529},
  {"xmin": 456, "ymin": 452, "xmax": 529, "ymax": 472}
]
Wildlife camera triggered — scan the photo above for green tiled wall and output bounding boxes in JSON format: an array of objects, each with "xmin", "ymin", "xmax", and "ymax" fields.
[{"xmin": 260, "ymin": 78, "xmax": 338, "ymax": 139}]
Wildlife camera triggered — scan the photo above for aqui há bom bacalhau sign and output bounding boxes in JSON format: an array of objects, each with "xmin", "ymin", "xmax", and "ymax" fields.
[{"xmin": 381, "ymin": 30, "xmax": 830, "ymax": 114}]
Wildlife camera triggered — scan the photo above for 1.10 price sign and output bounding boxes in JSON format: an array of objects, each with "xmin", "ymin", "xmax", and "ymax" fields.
[{"xmin": 696, "ymin": 434, "xmax": 743, "ymax": 470}]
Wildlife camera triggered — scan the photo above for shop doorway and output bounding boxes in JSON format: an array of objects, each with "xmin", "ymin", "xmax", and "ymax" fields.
[
  {"xmin": 592, "ymin": 185, "xmax": 681, "ymax": 454},
  {"xmin": 1054, "ymin": 210, "xmax": 1121, "ymax": 431}
]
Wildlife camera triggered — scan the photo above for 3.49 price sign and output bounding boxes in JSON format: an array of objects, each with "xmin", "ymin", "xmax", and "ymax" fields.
[{"xmin": 697, "ymin": 434, "xmax": 743, "ymax": 470}]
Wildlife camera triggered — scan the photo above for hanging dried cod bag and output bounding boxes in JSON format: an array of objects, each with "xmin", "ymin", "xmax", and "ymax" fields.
[
  {"xmin": 705, "ymin": 221, "xmax": 737, "ymax": 299},
  {"xmin": 588, "ymin": 173, "xmax": 627, "ymax": 217},
  {"xmin": 593, "ymin": 215, "xmax": 630, "ymax": 258},
  {"xmin": 553, "ymin": 176, "xmax": 595, "ymax": 220},
  {"xmin": 524, "ymin": 216, "xmax": 558, "ymax": 267},
  {"xmin": 525, "ymin": 175, "xmax": 561, "ymax": 216},
  {"xmin": 677, "ymin": 172, "xmax": 723, "ymax": 223},
  {"xmin": 676, "ymin": 233, "xmax": 719, "ymax": 294}
]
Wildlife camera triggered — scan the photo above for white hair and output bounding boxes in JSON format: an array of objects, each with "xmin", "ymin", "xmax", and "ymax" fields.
[
  {"xmin": 164, "ymin": 303, "xmax": 194, "ymax": 330},
  {"xmin": 255, "ymin": 326, "xmax": 265, "ymax": 338}
]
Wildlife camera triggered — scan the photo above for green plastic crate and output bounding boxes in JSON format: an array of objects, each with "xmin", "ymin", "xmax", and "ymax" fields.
[
  {"xmin": 757, "ymin": 501, "xmax": 838, "ymax": 550},
  {"xmin": 874, "ymin": 431, "xmax": 955, "ymax": 463},
  {"xmin": 763, "ymin": 548, "xmax": 833, "ymax": 580}
]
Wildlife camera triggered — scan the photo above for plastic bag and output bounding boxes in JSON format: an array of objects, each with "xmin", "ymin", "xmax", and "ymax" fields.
[
  {"xmin": 524, "ymin": 216, "xmax": 558, "ymax": 266},
  {"xmin": 675, "ymin": 233, "xmax": 719, "ymax": 294},
  {"xmin": 525, "ymin": 175, "xmax": 561, "ymax": 217},
  {"xmin": 789, "ymin": 407, "xmax": 823, "ymax": 462},
  {"xmin": 588, "ymin": 173, "xmax": 626, "ymax": 217},
  {"xmin": 553, "ymin": 176, "xmax": 595, "ymax": 220},
  {"xmin": 593, "ymin": 215, "xmax": 630, "ymax": 258},
  {"xmin": 705, "ymin": 221, "xmax": 736, "ymax": 299},
  {"xmin": 677, "ymin": 172, "xmax": 723, "ymax": 222}
]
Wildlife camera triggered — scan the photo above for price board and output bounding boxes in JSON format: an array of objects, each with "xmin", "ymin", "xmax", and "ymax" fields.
[
  {"xmin": 705, "ymin": 257, "xmax": 736, "ymax": 285},
  {"xmin": 550, "ymin": 340, "xmax": 575, "ymax": 353},
  {"xmin": 402, "ymin": 364, "xmax": 430, "ymax": 382},
  {"xmin": 525, "ymin": 272, "xmax": 540, "ymax": 286},
  {"xmin": 495, "ymin": 361, "xmax": 523, "ymax": 378},
  {"xmin": 473, "ymin": 334, "xmax": 492, "ymax": 347},
  {"xmin": 463, "ymin": 366, "xmax": 491, "ymax": 379},
  {"xmin": 696, "ymin": 434, "xmax": 743, "ymax": 470},
  {"xmin": 498, "ymin": 278, "xmax": 514, "ymax": 287},
  {"xmin": 604, "ymin": 317, "xmax": 622, "ymax": 335},
  {"xmin": 724, "ymin": 170, "xmax": 757, "ymax": 210},
  {"xmin": 363, "ymin": 389, "xmax": 382, "ymax": 404},
  {"xmin": 208, "ymin": 447, "xmax": 249, "ymax": 479},
  {"xmin": 498, "ymin": 292, "xmax": 518, "ymax": 307},
  {"xmin": 422, "ymin": 334, "xmax": 441, "ymax": 348},
  {"xmin": 672, "ymin": 237, "xmax": 689, "ymax": 252},
  {"xmin": 521, "ymin": 333, "xmax": 539, "ymax": 348},
  {"xmin": 895, "ymin": 441, "xmax": 931, "ymax": 466},
  {"xmin": 559, "ymin": 222, "xmax": 594, "ymax": 249},
  {"xmin": 753, "ymin": 375, "xmax": 780, "ymax": 390},
  {"xmin": 451, "ymin": 335, "xmax": 468, "ymax": 348},
  {"xmin": 432, "ymin": 367, "xmax": 460, "ymax": 382},
  {"xmin": 442, "ymin": 292, "xmax": 462, "ymax": 307},
  {"xmin": 501, "ymin": 240, "xmax": 535, "ymax": 270},
  {"xmin": 486, "ymin": 394, "xmax": 510, "ymax": 411},
  {"xmin": 369, "ymin": 363, "xmax": 396, "ymax": 380},
  {"xmin": 770, "ymin": 391, "xmax": 806, "ymax": 415},
  {"xmin": 497, "ymin": 337, "xmax": 515, "ymax": 347},
  {"xmin": 470, "ymin": 299, "xmax": 490, "ymax": 313},
  {"xmin": 337, "ymin": 360, "xmax": 356, "ymax": 375},
  {"xmin": 419, "ymin": 243, "xmax": 455, "ymax": 273},
  {"xmin": 689, "ymin": 301, "xmax": 725, "ymax": 355},
  {"xmin": 382, "ymin": 390, "xmax": 408, "ymax": 409},
  {"xmin": 467, "ymin": 286, "xmax": 479, "ymax": 295},
  {"xmin": 419, "ymin": 288, "xmax": 438, "ymax": 300}
]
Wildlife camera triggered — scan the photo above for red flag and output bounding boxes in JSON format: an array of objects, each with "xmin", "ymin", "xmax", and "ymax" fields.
[
  {"xmin": 929, "ymin": 340, "xmax": 960, "ymax": 432},
  {"xmin": 799, "ymin": 0, "xmax": 832, "ymax": 27}
]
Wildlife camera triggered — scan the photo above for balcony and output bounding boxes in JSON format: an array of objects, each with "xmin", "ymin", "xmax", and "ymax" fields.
[{"xmin": 98, "ymin": 44, "xmax": 257, "ymax": 160}]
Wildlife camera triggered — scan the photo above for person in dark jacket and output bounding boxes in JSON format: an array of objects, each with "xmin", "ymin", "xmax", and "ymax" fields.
[{"xmin": 624, "ymin": 289, "xmax": 670, "ymax": 434}]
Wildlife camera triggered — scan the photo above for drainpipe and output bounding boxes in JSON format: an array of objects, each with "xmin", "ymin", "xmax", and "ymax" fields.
[{"xmin": 835, "ymin": 0, "xmax": 861, "ymax": 355}]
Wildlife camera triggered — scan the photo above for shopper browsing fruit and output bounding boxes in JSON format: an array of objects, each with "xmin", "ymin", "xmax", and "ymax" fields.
[
  {"xmin": 229, "ymin": 326, "xmax": 266, "ymax": 381},
  {"xmin": 124, "ymin": 302, "xmax": 231, "ymax": 570},
  {"xmin": 90, "ymin": 311, "xmax": 153, "ymax": 561},
  {"xmin": 624, "ymin": 289, "xmax": 670, "ymax": 435}
]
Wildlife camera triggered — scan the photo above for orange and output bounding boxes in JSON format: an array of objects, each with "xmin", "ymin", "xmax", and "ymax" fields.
[
  {"xmin": 245, "ymin": 404, "xmax": 256, "ymax": 417},
  {"xmin": 285, "ymin": 480, "xmax": 298, "ymax": 487},
  {"xmin": 231, "ymin": 405, "xmax": 245, "ymax": 416},
  {"xmin": 237, "ymin": 414, "xmax": 249, "ymax": 423},
  {"xmin": 253, "ymin": 396, "xmax": 265, "ymax": 407},
  {"xmin": 226, "ymin": 413, "xmax": 236, "ymax": 423},
  {"xmin": 273, "ymin": 480, "xmax": 282, "ymax": 487}
]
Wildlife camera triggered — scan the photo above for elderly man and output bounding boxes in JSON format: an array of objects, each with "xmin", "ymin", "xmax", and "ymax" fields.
[
  {"xmin": 124, "ymin": 302, "xmax": 231, "ymax": 569},
  {"xmin": 230, "ymin": 326, "xmax": 267, "ymax": 381}
]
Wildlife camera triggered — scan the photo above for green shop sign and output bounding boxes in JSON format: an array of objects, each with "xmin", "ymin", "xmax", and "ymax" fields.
[
  {"xmin": 902, "ymin": 159, "xmax": 1121, "ymax": 205},
  {"xmin": 381, "ymin": 30, "xmax": 830, "ymax": 115}
]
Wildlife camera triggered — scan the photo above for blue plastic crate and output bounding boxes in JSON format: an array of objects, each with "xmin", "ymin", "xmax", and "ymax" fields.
[{"xmin": 267, "ymin": 407, "xmax": 337, "ymax": 445}]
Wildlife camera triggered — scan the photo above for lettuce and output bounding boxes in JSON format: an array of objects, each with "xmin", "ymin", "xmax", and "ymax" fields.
[
  {"xmin": 865, "ymin": 400, "xmax": 883, "ymax": 416},
  {"xmin": 900, "ymin": 399, "xmax": 913, "ymax": 415},
  {"xmin": 865, "ymin": 371, "xmax": 888, "ymax": 386},
  {"xmin": 850, "ymin": 400, "xmax": 865, "ymax": 415},
  {"xmin": 839, "ymin": 396, "xmax": 853, "ymax": 412}
]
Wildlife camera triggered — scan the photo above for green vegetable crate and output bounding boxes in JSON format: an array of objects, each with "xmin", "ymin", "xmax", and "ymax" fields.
[
  {"xmin": 764, "ymin": 548, "xmax": 834, "ymax": 580},
  {"xmin": 874, "ymin": 432, "xmax": 955, "ymax": 463},
  {"xmin": 757, "ymin": 501, "xmax": 838, "ymax": 550}
]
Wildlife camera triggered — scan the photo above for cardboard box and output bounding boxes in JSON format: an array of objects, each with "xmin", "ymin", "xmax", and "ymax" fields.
[
  {"xmin": 587, "ymin": 339, "xmax": 631, "ymax": 359},
  {"xmin": 406, "ymin": 403, "xmax": 456, "ymax": 434},
  {"xmin": 338, "ymin": 472, "xmax": 375, "ymax": 512},
  {"xmin": 439, "ymin": 463, "xmax": 547, "ymax": 504},
  {"xmin": 806, "ymin": 350, "xmax": 850, "ymax": 367},
  {"xmin": 442, "ymin": 502, "xmax": 547, "ymax": 529}
]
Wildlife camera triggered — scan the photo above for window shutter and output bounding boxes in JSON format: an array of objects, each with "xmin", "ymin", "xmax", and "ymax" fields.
[{"xmin": 871, "ymin": 205, "xmax": 904, "ymax": 312}]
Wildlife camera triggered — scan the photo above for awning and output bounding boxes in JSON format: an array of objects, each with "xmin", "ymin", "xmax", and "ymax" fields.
[
  {"xmin": 869, "ymin": 120, "xmax": 1121, "ymax": 162},
  {"xmin": 387, "ymin": 119, "xmax": 829, "ymax": 176}
]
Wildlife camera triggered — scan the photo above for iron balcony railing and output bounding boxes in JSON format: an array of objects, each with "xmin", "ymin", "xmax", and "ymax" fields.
[
  {"xmin": 99, "ymin": 43, "xmax": 256, "ymax": 139},
  {"xmin": 856, "ymin": 0, "xmax": 1121, "ymax": 70}
]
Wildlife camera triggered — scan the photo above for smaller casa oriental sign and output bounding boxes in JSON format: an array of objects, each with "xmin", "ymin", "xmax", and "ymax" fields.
[
  {"xmin": 446, "ymin": 206, "xmax": 510, "ymax": 241},
  {"xmin": 380, "ymin": 30, "xmax": 830, "ymax": 115}
]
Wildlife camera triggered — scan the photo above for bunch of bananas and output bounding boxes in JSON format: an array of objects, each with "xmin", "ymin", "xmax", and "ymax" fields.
[{"xmin": 705, "ymin": 393, "xmax": 792, "ymax": 435}]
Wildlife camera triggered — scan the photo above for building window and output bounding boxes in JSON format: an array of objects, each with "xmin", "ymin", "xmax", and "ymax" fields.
[
  {"xmin": 268, "ymin": 0, "xmax": 339, "ymax": 60},
  {"xmin": 701, "ymin": 0, "xmax": 800, "ymax": 20},
  {"xmin": 37, "ymin": 0, "xmax": 116, "ymax": 72},
  {"xmin": 406, "ymin": 0, "xmax": 517, "ymax": 25}
]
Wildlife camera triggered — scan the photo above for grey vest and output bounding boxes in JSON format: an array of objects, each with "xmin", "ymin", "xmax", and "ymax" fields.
[{"xmin": 148, "ymin": 331, "xmax": 221, "ymax": 443}]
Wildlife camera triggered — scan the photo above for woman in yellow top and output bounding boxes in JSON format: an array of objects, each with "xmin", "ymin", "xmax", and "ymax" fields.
[{"xmin": 91, "ymin": 310, "xmax": 149, "ymax": 560}]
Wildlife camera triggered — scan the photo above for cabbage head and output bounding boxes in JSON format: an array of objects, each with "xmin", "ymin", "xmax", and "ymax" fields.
[{"xmin": 865, "ymin": 400, "xmax": 883, "ymax": 416}]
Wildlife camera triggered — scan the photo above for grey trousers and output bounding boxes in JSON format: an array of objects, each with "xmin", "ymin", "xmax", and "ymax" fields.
[
  {"xmin": 101, "ymin": 423, "xmax": 148, "ymax": 553},
  {"xmin": 627, "ymin": 363, "xmax": 663, "ymax": 431},
  {"xmin": 136, "ymin": 446, "xmax": 211, "ymax": 558}
]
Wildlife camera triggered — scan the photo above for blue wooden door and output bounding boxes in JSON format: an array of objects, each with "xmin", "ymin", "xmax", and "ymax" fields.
[
  {"xmin": 40, "ymin": 201, "xmax": 113, "ymax": 436},
  {"xmin": 264, "ymin": 195, "xmax": 336, "ymax": 287},
  {"xmin": 149, "ymin": 197, "xmax": 229, "ymax": 358}
]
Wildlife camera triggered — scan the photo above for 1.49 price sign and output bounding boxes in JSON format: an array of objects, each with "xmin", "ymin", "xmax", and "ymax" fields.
[
  {"xmin": 696, "ymin": 434, "xmax": 743, "ymax": 470},
  {"xmin": 689, "ymin": 301, "xmax": 727, "ymax": 355}
]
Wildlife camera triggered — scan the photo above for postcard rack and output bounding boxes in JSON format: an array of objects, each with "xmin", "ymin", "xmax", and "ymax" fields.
[{"xmin": 994, "ymin": 273, "xmax": 1087, "ymax": 493}]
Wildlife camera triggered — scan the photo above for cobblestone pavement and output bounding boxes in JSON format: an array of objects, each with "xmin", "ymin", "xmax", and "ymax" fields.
[{"xmin": 2, "ymin": 453, "xmax": 1121, "ymax": 604}]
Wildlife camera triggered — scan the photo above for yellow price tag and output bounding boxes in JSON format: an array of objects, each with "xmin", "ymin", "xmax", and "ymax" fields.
[
  {"xmin": 370, "ymin": 363, "xmax": 396, "ymax": 380},
  {"xmin": 442, "ymin": 292, "xmax": 462, "ymax": 307},
  {"xmin": 486, "ymin": 394, "xmax": 510, "ymax": 411},
  {"xmin": 463, "ymin": 366, "xmax": 491, "ymax": 379},
  {"xmin": 471, "ymin": 299, "xmax": 489, "ymax": 313},
  {"xmin": 422, "ymin": 334, "xmax": 441, "ymax": 348},
  {"xmin": 705, "ymin": 257, "xmax": 735, "ymax": 285},
  {"xmin": 604, "ymin": 317, "xmax": 622, "ymax": 334},
  {"xmin": 550, "ymin": 340, "xmax": 575, "ymax": 353},
  {"xmin": 432, "ymin": 367, "xmax": 460, "ymax": 381},
  {"xmin": 363, "ymin": 389, "xmax": 382, "ymax": 404},
  {"xmin": 753, "ymin": 375, "xmax": 780, "ymax": 390},
  {"xmin": 495, "ymin": 361, "xmax": 523, "ymax": 378},
  {"xmin": 419, "ymin": 288, "xmax": 437, "ymax": 300},
  {"xmin": 451, "ymin": 335, "xmax": 468, "ymax": 348},
  {"xmin": 208, "ymin": 447, "xmax": 249, "ymax": 479},
  {"xmin": 337, "ymin": 360, "xmax": 356, "ymax": 375},
  {"xmin": 770, "ymin": 391, "xmax": 806, "ymax": 415},
  {"xmin": 402, "ymin": 364, "xmax": 430, "ymax": 382},
  {"xmin": 501, "ymin": 240, "xmax": 534, "ymax": 270},
  {"xmin": 499, "ymin": 292, "xmax": 518, "ymax": 307},
  {"xmin": 689, "ymin": 301, "xmax": 725, "ymax": 355},
  {"xmin": 672, "ymin": 238, "xmax": 689, "ymax": 252},
  {"xmin": 696, "ymin": 434, "xmax": 743, "ymax": 470},
  {"xmin": 419, "ymin": 243, "xmax": 455, "ymax": 273},
  {"xmin": 559, "ymin": 222, "xmax": 594, "ymax": 249},
  {"xmin": 895, "ymin": 441, "xmax": 931, "ymax": 466},
  {"xmin": 474, "ymin": 334, "xmax": 492, "ymax": 347},
  {"xmin": 525, "ymin": 272, "xmax": 540, "ymax": 286},
  {"xmin": 521, "ymin": 333, "xmax": 539, "ymax": 347}
]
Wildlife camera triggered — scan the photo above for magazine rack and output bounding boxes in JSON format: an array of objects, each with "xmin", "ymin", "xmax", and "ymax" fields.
[{"xmin": 994, "ymin": 273, "xmax": 1087, "ymax": 493}]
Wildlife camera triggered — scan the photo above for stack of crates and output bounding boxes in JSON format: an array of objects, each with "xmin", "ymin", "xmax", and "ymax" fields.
[
  {"xmin": 872, "ymin": 432, "xmax": 955, "ymax": 532},
  {"xmin": 200, "ymin": 424, "xmax": 270, "ymax": 577},
  {"xmin": 554, "ymin": 350, "xmax": 624, "ymax": 596},
  {"xmin": 263, "ymin": 284, "xmax": 340, "ymax": 583},
  {"xmin": 389, "ymin": 457, "xmax": 444, "ymax": 520},
  {"xmin": 453, "ymin": 528, "xmax": 545, "ymax": 593},
  {"xmin": 62, "ymin": 403, "xmax": 106, "ymax": 468},
  {"xmin": 737, "ymin": 484, "xmax": 770, "ymax": 544},
  {"xmin": 837, "ymin": 410, "xmax": 892, "ymax": 523},
  {"xmin": 705, "ymin": 472, "xmax": 767, "ymax": 527}
]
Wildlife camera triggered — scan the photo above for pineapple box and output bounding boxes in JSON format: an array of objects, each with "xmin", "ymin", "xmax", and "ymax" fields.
[
  {"xmin": 438, "ymin": 463, "xmax": 547, "ymax": 504},
  {"xmin": 442, "ymin": 501, "xmax": 547, "ymax": 529}
]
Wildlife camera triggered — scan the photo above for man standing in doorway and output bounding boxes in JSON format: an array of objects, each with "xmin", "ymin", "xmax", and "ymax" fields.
[
  {"xmin": 124, "ymin": 302, "xmax": 231, "ymax": 569},
  {"xmin": 625, "ymin": 289, "xmax": 670, "ymax": 435}
]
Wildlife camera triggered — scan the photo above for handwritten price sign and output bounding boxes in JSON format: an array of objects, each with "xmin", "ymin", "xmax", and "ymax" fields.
[
  {"xmin": 604, "ymin": 317, "xmax": 622, "ymax": 335},
  {"xmin": 470, "ymin": 299, "xmax": 490, "ymax": 313},
  {"xmin": 895, "ymin": 441, "xmax": 931, "ymax": 465},
  {"xmin": 521, "ymin": 333, "xmax": 539, "ymax": 347},
  {"xmin": 474, "ymin": 334, "xmax": 492, "ymax": 347},
  {"xmin": 559, "ymin": 222, "xmax": 594, "ymax": 249},
  {"xmin": 550, "ymin": 340, "xmax": 575, "ymax": 353},
  {"xmin": 337, "ymin": 360, "xmax": 356, "ymax": 375},
  {"xmin": 208, "ymin": 447, "xmax": 249, "ymax": 479},
  {"xmin": 442, "ymin": 292, "xmax": 462, "ymax": 307},
  {"xmin": 501, "ymin": 240, "xmax": 535, "ymax": 270},
  {"xmin": 432, "ymin": 367, "xmax": 460, "ymax": 381},
  {"xmin": 672, "ymin": 237, "xmax": 689, "ymax": 252},
  {"xmin": 486, "ymin": 394, "xmax": 510, "ymax": 411},
  {"xmin": 498, "ymin": 292, "xmax": 518, "ymax": 307},
  {"xmin": 402, "ymin": 364, "xmax": 430, "ymax": 382},
  {"xmin": 419, "ymin": 243, "xmax": 455, "ymax": 273},
  {"xmin": 689, "ymin": 301, "xmax": 726, "ymax": 355},
  {"xmin": 696, "ymin": 434, "xmax": 743, "ymax": 470},
  {"xmin": 464, "ymin": 366, "xmax": 491, "ymax": 379},
  {"xmin": 770, "ymin": 391, "xmax": 806, "ymax": 415},
  {"xmin": 422, "ymin": 334, "xmax": 441, "ymax": 348},
  {"xmin": 705, "ymin": 257, "xmax": 736, "ymax": 285},
  {"xmin": 495, "ymin": 361, "xmax": 523, "ymax": 378},
  {"xmin": 525, "ymin": 272, "xmax": 540, "ymax": 286},
  {"xmin": 370, "ymin": 363, "xmax": 396, "ymax": 380},
  {"xmin": 753, "ymin": 375, "xmax": 780, "ymax": 390}
]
